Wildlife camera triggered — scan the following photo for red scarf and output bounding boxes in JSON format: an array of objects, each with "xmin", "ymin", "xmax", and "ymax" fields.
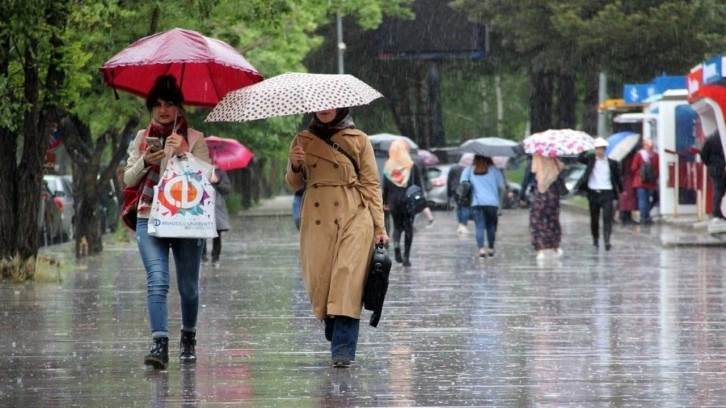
[{"xmin": 139, "ymin": 116, "xmax": 189, "ymax": 205}]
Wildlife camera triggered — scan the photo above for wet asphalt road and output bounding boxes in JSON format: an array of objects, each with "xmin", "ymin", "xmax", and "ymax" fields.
[{"xmin": 4, "ymin": 202, "xmax": 726, "ymax": 407}]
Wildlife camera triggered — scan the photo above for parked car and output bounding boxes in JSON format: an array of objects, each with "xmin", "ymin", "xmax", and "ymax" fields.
[
  {"xmin": 425, "ymin": 163, "xmax": 455, "ymax": 210},
  {"xmin": 39, "ymin": 180, "xmax": 66, "ymax": 246},
  {"xmin": 43, "ymin": 174, "xmax": 74, "ymax": 239},
  {"xmin": 99, "ymin": 178, "xmax": 119, "ymax": 234}
]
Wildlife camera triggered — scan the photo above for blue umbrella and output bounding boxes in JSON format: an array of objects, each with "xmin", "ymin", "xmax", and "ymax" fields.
[{"xmin": 606, "ymin": 131, "xmax": 641, "ymax": 162}]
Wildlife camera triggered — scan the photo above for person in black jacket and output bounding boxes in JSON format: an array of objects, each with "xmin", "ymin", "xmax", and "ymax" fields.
[
  {"xmin": 699, "ymin": 132, "xmax": 726, "ymax": 220},
  {"xmin": 382, "ymin": 139, "xmax": 423, "ymax": 267},
  {"xmin": 576, "ymin": 137, "xmax": 622, "ymax": 251}
]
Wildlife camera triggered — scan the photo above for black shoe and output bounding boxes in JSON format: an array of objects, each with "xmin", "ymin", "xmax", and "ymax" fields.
[
  {"xmin": 394, "ymin": 248, "xmax": 402, "ymax": 263},
  {"xmin": 593, "ymin": 240, "xmax": 598, "ymax": 249},
  {"xmin": 605, "ymin": 243, "xmax": 612, "ymax": 251},
  {"xmin": 144, "ymin": 337, "xmax": 169, "ymax": 369},
  {"xmin": 179, "ymin": 330, "xmax": 196, "ymax": 364},
  {"xmin": 332, "ymin": 355, "xmax": 351, "ymax": 368},
  {"xmin": 403, "ymin": 258, "xmax": 411, "ymax": 267}
]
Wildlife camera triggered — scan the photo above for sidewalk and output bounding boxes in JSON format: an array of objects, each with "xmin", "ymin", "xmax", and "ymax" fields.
[{"xmin": 243, "ymin": 195, "xmax": 726, "ymax": 247}]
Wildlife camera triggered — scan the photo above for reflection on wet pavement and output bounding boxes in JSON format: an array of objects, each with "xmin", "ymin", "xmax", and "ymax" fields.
[{"xmin": 3, "ymin": 208, "xmax": 726, "ymax": 406}]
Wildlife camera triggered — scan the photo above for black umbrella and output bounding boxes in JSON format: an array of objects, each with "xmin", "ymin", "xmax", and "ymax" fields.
[
  {"xmin": 460, "ymin": 137, "xmax": 523, "ymax": 158},
  {"xmin": 363, "ymin": 243, "xmax": 392, "ymax": 327}
]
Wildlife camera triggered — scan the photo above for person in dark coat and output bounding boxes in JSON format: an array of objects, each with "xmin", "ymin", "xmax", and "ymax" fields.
[
  {"xmin": 699, "ymin": 132, "xmax": 726, "ymax": 220},
  {"xmin": 382, "ymin": 139, "xmax": 423, "ymax": 267},
  {"xmin": 202, "ymin": 165, "xmax": 231, "ymax": 268},
  {"xmin": 576, "ymin": 137, "xmax": 622, "ymax": 251}
]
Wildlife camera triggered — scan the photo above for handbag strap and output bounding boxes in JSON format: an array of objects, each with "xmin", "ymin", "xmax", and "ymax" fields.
[{"xmin": 312, "ymin": 133, "xmax": 359, "ymax": 176}]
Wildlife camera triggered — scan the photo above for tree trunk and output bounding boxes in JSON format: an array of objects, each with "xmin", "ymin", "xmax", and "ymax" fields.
[
  {"xmin": 529, "ymin": 70, "xmax": 554, "ymax": 133},
  {"xmin": 555, "ymin": 72, "xmax": 577, "ymax": 129},
  {"xmin": 0, "ymin": 29, "xmax": 20, "ymax": 266},
  {"xmin": 495, "ymin": 75, "xmax": 504, "ymax": 138},
  {"xmin": 582, "ymin": 68, "xmax": 600, "ymax": 136}
]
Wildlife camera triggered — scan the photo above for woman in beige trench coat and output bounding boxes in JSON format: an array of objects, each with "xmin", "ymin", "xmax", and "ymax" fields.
[{"xmin": 286, "ymin": 108, "xmax": 389, "ymax": 368}]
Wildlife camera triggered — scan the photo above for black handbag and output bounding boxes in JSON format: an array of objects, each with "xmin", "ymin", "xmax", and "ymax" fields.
[{"xmin": 363, "ymin": 242, "xmax": 392, "ymax": 327}]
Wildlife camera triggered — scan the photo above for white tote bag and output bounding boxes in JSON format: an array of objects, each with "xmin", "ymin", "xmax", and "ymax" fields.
[{"xmin": 148, "ymin": 153, "xmax": 218, "ymax": 238}]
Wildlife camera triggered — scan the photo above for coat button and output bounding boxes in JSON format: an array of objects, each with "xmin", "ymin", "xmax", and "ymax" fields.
[
  {"xmin": 316, "ymin": 220, "xmax": 321, "ymax": 225},
  {"xmin": 314, "ymin": 184, "xmax": 319, "ymax": 188},
  {"xmin": 334, "ymin": 201, "xmax": 339, "ymax": 207},
  {"xmin": 315, "ymin": 202, "xmax": 320, "ymax": 207},
  {"xmin": 333, "ymin": 164, "xmax": 339, "ymax": 169},
  {"xmin": 312, "ymin": 163, "xmax": 317, "ymax": 168},
  {"xmin": 334, "ymin": 219, "xmax": 338, "ymax": 224}
]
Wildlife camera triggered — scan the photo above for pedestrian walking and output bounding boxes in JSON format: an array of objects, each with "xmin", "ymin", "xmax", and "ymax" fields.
[
  {"xmin": 449, "ymin": 152, "xmax": 474, "ymax": 234},
  {"xmin": 529, "ymin": 155, "xmax": 565, "ymax": 260},
  {"xmin": 576, "ymin": 137, "xmax": 622, "ymax": 251},
  {"xmin": 285, "ymin": 108, "xmax": 388, "ymax": 368},
  {"xmin": 631, "ymin": 139, "xmax": 659, "ymax": 225},
  {"xmin": 618, "ymin": 152, "xmax": 638, "ymax": 225},
  {"xmin": 461, "ymin": 155, "xmax": 505, "ymax": 257},
  {"xmin": 699, "ymin": 132, "xmax": 726, "ymax": 226},
  {"xmin": 412, "ymin": 153, "xmax": 436, "ymax": 228},
  {"xmin": 202, "ymin": 165, "xmax": 231, "ymax": 268},
  {"xmin": 382, "ymin": 139, "xmax": 424, "ymax": 267},
  {"xmin": 122, "ymin": 74, "xmax": 211, "ymax": 370}
]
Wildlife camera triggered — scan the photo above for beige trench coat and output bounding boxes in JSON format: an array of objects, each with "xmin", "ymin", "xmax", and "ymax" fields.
[{"xmin": 285, "ymin": 129, "xmax": 386, "ymax": 320}]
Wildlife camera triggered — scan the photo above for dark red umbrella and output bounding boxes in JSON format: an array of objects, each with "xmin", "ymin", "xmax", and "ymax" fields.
[
  {"xmin": 100, "ymin": 28, "xmax": 263, "ymax": 108},
  {"xmin": 205, "ymin": 136, "xmax": 254, "ymax": 171}
]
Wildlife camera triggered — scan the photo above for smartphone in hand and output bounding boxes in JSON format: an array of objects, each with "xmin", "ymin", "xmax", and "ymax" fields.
[{"xmin": 146, "ymin": 137, "xmax": 163, "ymax": 152}]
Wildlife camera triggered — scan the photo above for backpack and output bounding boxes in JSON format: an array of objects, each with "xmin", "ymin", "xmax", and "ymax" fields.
[
  {"xmin": 455, "ymin": 167, "xmax": 473, "ymax": 206},
  {"xmin": 405, "ymin": 184, "xmax": 427, "ymax": 215},
  {"xmin": 640, "ymin": 160, "xmax": 657, "ymax": 183}
]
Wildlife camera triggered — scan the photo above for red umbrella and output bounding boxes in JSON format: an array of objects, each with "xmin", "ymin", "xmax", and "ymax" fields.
[
  {"xmin": 205, "ymin": 136, "xmax": 254, "ymax": 171},
  {"xmin": 99, "ymin": 28, "xmax": 263, "ymax": 108}
]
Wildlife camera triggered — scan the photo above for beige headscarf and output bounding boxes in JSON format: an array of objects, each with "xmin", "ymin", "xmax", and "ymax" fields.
[
  {"xmin": 532, "ymin": 155, "xmax": 564, "ymax": 193},
  {"xmin": 383, "ymin": 139, "xmax": 414, "ymax": 187}
]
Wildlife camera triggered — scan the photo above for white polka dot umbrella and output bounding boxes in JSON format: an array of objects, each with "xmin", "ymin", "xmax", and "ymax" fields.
[
  {"xmin": 205, "ymin": 72, "xmax": 384, "ymax": 122},
  {"xmin": 523, "ymin": 129, "xmax": 595, "ymax": 157}
]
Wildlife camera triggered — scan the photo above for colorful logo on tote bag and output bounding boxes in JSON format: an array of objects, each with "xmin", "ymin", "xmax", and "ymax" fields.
[{"xmin": 156, "ymin": 170, "xmax": 211, "ymax": 216}]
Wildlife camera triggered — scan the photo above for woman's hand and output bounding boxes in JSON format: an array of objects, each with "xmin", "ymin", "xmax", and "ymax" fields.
[
  {"xmin": 143, "ymin": 147, "xmax": 166, "ymax": 166},
  {"xmin": 289, "ymin": 139, "xmax": 305, "ymax": 172},
  {"xmin": 165, "ymin": 132, "xmax": 184, "ymax": 156},
  {"xmin": 375, "ymin": 233, "xmax": 389, "ymax": 245}
]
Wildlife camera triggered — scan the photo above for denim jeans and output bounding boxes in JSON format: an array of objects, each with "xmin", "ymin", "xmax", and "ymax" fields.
[
  {"xmin": 636, "ymin": 188, "xmax": 652, "ymax": 224},
  {"xmin": 292, "ymin": 194, "xmax": 303, "ymax": 230},
  {"xmin": 471, "ymin": 205, "xmax": 498, "ymax": 249},
  {"xmin": 456, "ymin": 205, "xmax": 470, "ymax": 225},
  {"xmin": 136, "ymin": 218, "xmax": 203, "ymax": 338},
  {"xmin": 327, "ymin": 316, "xmax": 360, "ymax": 360}
]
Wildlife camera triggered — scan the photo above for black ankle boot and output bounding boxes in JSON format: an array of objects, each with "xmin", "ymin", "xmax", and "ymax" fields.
[
  {"xmin": 394, "ymin": 247, "xmax": 402, "ymax": 263},
  {"xmin": 144, "ymin": 337, "xmax": 169, "ymax": 369},
  {"xmin": 179, "ymin": 330, "xmax": 197, "ymax": 363},
  {"xmin": 403, "ymin": 249, "xmax": 411, "ymax": 267}
]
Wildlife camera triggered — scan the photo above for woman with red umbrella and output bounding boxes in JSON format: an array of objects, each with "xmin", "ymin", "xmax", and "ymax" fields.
[{"xmin": 122, "ymin": 75, "xmax": 211, "ymax": 370}]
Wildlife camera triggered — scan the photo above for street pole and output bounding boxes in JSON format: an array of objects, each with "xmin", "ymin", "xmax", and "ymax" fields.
[
  {"xmin": 337, "ymin": 13, "xmax": 345, "ymax": 74},
  {"xmin": 597, "ymin": 72, "xmax": 607, "ymax": 137}
]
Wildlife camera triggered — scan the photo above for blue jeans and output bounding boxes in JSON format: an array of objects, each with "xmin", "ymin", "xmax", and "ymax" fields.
[
  {"xmin": 636, "ymin": 188, "xmax": 653, "ymax": 224},
  {"xmin": 471, "ymin": 205, "xmax": 498, "ymax": 249},
  {"xmin": 136, "ymin": 218, "xmax": 203, "ymax": 338},
  {"xmin": 456, "ymin": 205, "xmax": 470, "ymax": 225},
  {"xmin": 326, "ymin": 316, "xmax": 360, "ymax": 360},
  {"xmin": 292, "ymin": 194, "xmax": 303, "ymax": 230}
]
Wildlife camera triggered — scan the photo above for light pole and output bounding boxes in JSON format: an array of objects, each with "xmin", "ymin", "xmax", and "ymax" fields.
[{"xmin": 336, "ymin": 12, "xmax": 345, "ymax": 74}]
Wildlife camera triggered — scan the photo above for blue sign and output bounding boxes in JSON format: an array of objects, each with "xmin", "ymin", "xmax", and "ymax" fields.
[
  {"xmin": 653, "ymin": 75, "xmax": 686, "ymax": 93},
  {"xmin": 702, "ymin": 55, "xmax": 724, "ymax": 85},
  {"xmin": 623, "ymin": 84, "xmax": 652, "ymax": 104}
]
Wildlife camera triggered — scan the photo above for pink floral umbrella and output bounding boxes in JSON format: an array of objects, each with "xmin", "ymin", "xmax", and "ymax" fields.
[
  {"xmin": 205, "ymin": 136, "xmax": 254, "ymax": 171},
  {"xmin": 523, "ymin": 129, "xmax": 595, "ymax": 157}
]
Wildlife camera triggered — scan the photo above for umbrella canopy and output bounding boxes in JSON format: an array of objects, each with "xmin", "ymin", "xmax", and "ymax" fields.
[
  {"xmin": 418, "ymin": 149, "xmax": 439, "ymax": 165},
  {"xmin": 205, "ymin": 136, "xmax": 254, "ymax": 171},
  {"xmin": 606, "ymin": 131, "xmax": 641, "ymax": 162},
  {"xmin": 368, "ymin": 133, "xmax": 418, "ymax": 153},
  {"xmin": 458, "ymin": 152, "xmax": 474, "ymax": 166},
  {"xmin": 523, "ymin": 129, "xmax": 595, "ymax": 157},
  {"xmin": 100, "ymin": 28, "xmax": 263, "ymax": 108},
  {"xmin": 205, "ymin": 72, "xmax": 383, "ymax": 122},
  {"xmin": 460, "ymin": 137, "xmax": 523, "ymax": 158}
]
